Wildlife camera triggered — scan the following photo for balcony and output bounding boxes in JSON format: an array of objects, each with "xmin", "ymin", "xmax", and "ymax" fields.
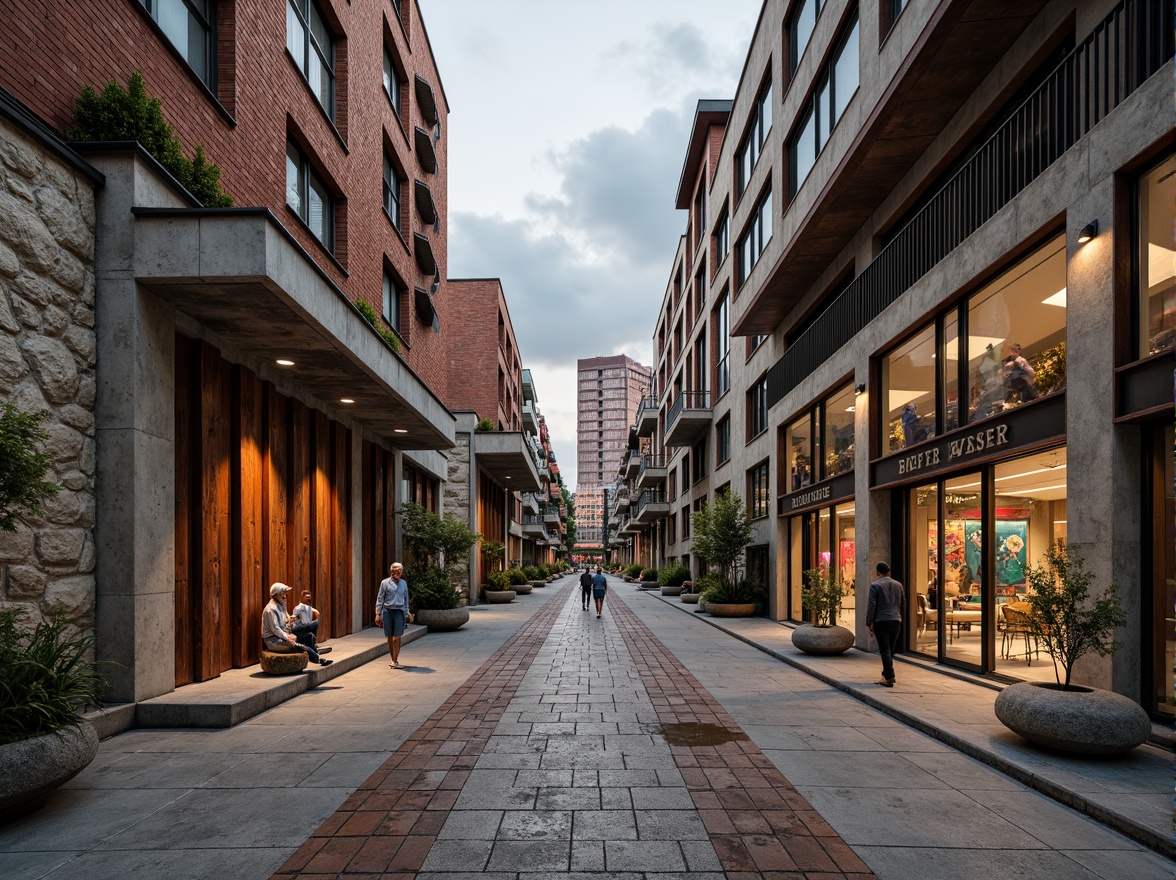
[
  {"xmin": 521, "ymin": 369, "xmax": 536, "ymax": 405},
  {"xmin": 413, "ymin": 233, "xmax": 436, "ymax": 275},
  {"xmin": 665, "ymin": 390, "xmax": 712, "ymax": 447},
  {"xmin": 543, "ymin": 509, "xmax": 560, "ymax": 526},
  {"xmin": 613, "ymin": 491, "xmax": 630, "ymax": 512},
  {"xmin": 633, "ymin": 490, "xmax": 669, "ymax": 525},
  {"xmin": 415, "ymin": 75, "xmax": 439, "ymax": 127},
  {"xmin": 522, "ymin": 515, "xmax": 545, "ymax": 538},
  {"xmin": 413, "ymin": 126, "xmax": 437, "ymax": 174},
  {"xmin": 636, "ymin": 455, "xmax": 667, "ymax": 490},
  {"xmin": 522, "ymin": 492, "xmax": 540, "ymax": 515},
  {"xmin": 521, "ymin": 401, "xmax": 537, "ymax": 433},
  {"xmin": 624, "ymin": 450, "xmax": 641, "ymax": 480},
  {"xmin": 635, "ymin": 395, "xmax": 658, "ymax": 437},
  {"xmin": 414, "ymin": 180, "xmax": 437, "ymax": 229},
  {"xmin": 473, "ymin": 431, "xmax": 542, "ymax": 491}
]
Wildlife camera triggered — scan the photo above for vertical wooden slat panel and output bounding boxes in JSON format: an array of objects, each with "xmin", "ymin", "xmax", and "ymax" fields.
[
  {"xmin": 373, "ymin": 445, "xmax": 386, "ymax": 592},
  {"xmin": 313, "ymin": 410, "xmax": 333, "ymax": 640},
  {"xmin": 237, "ymin": 368, "xmax": 265, "ymax": 666},
  {"xmin": 289, "ymin": 400, "xmax": 312, "ymax": 592},
  {"xmin": 174, "ymin": 334, "xmax": 196, "ymax": 687},
  {"xmin": 198, "ymin": 342, "xmax": 232, "ymax": 681},
  {"xmin": 266, "ymin": 388, "xmax": 289, "ymax": 588},
  {"xmin": 385, "ymin": 450, "xmax": 397, "ymax": 566},
  {"xmin": 334, "ymin": 423, "xmax": 352, "ymax": 636},
  {"xmin": 362, "ymin": 441, "xmax": 374, "ymax": 622}
]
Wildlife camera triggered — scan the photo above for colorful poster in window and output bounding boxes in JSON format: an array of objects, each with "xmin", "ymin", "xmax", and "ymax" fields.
[
  {"xmin": 839, "ymin": 540, "xmax": 856, "ymax": 586},
  {"xmin": 995, "ymin": 519, "xmax": 1028, "ymax": 588}
]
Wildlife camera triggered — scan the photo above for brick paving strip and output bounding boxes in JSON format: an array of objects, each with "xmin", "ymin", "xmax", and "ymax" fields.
[
  {"xmin": 271, "ymin": 585, "xmax": 575, "ymax": 879},
  {"xmin": 609, "ymin": 594, "xmax": 875, "ymax": 880}
]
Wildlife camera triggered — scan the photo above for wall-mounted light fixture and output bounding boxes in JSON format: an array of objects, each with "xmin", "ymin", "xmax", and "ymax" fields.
[
  {"xmin": 1076, "ymin": 221, "xmax": 1098, "ymax": 244},
  {"xmin": 854, "ymin": 383, "xmax": 867, "ymax": 395}
]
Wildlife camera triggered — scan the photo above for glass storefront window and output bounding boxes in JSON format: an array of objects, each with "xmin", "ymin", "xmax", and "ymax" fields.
[
  {"xmin": 788, "ymin": 501, "xmax": 855, "ymax": 624},
  {"xmin": 883, "ymin": 323, "xmax": 936, "ymax": 453},
  {"xmin": 786, "ymin": 415, "xmax": 811, "ymax": 491},
  {"xmin": 834, "ymin": 502, "xmax": 855, "ymax": 628},
  {"xmin": 1138, "ymin": 155, "xmax": 1176, "ymax": 356},
  {"xmin": 1153, "ymin": 424, "xmax": 1174, "ymax": 717},
  {"xmin": 943, "ymin": 311, "xmax": 960, "ymax": 433},
  {"xmin": 824, "ymin": 385, "xmax": 855, "ymax": 478},
  {"xmin": 943, "ymin": 471, "xmax": 983, "ymax": 667},
  {"xmin": 967, "ymin": 237, "xmax": 1066, "ymax": 422},
  {"xmin": 909, "ymin": 482, "xmax": 939, "ymax": 658}
]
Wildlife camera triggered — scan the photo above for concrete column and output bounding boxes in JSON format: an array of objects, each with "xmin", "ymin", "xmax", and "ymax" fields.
[{"xmin": 854, "ymin": 363, "xmax": 889, "ymax": 648}]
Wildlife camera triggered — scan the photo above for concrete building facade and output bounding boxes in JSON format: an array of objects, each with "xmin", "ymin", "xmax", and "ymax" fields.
[{"xmin": 619, "ymin": 0, "xmax": 1173, "ymax": 718}]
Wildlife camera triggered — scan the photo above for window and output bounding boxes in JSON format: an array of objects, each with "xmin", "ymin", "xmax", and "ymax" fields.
[
  {"xmin": 716, "ymin": 416, "xmax": 730, "ymax": 465},
  {"xmin": 822, "ymin": 384, "xmax": 855, "ymax": 478},
  {"xmin": 787, "ymin": 0, "xmax": 821, "ymax": 74},
  {"xmin": 286, "ymin": 141, "xmax": 333, "ymax": 249},
  {"xmin": 287, "ymin": 0, "xmax": 335, "ymax": 119},
  {"xmin": 140, "ymin": 0, "xmax": 213, "ymax": 85},
  {"xmin": 692, "ymin": 437, "xmax": 707, "ymax": 484},
  {"xmin": 382, "ymin": 272, "xmax": 400, "ymax": 330},
  {"xmin": 748, "ymin": 375, "xmax": 768, "ymax": 440},
  {"xmin": 750, "ymin": 334, "xmax": 766, "ymax": 352},
  {"xmin": 748, "ymin": 461, "xmax": 770, "ymax": 518},
  {"xmin": 787, "ymin": 382, "xmax": 855, "ymax": 492},
  {"xmin": 736, "ymin": 78, "xmax": 773, "ymax": 197},
  {"xmin": 786, "ymin": 414, "xmax": 812, "ymax": 491},
  {"xmin": 736, "ymin": 188, "xmax": 772, "ymax": 288},
  {"xmin": 789, "ymin": 13, "xmax": 859, "ymax": 195},
  {"xmin": 694, "ymin": 184, "xmax": 706, "ymax": 245},
  {"xmin": 715, "ymin": 210, "xmax": 730, "ymax": 265},
  {"xmin": 681, "ymin": 457, "xmax": 690, "ymax": 493},
  {"xmin": 681, "ymin": 505, "xmax": 691, "ymax": 538},
  {"xmin": 383, "ymin": 153, "xmax": 402, "ymax": 229},
  {"xmin": 715, "ymin": 293, "xmax": 730, "ymax": 398},
  {"xmin": 383, "ymin": 48, "xmax": 402, "ymax": 118},
  {"xmin": 1138, "ymin": 154, "xmax": 1175, "ymax": 356}
]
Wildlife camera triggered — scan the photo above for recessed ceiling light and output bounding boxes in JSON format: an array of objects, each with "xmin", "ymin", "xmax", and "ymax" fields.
[
  {"xmin": 276, "ymin": 359, "xmax": 295, "ymax": 366},
  {"xmin": 340, "ymin": 398, "xmax": 354, "ymax": 404},
  {"xmin": 394, "ymin": 428, "xmax": 408, "ymax": 434}
]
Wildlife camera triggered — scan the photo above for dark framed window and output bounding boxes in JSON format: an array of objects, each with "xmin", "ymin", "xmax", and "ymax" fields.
[
  {"xmin": 681, "ymin": 504, "xmax": 691, "ymax": 538},
  {"xmin": 716, "ymin": 416, "xmax": 731, "ymax": 465},
  {"xmin": 692, "ymin": 437, "xmax": 707, "ymax": 484},
  {"xmin": 748, "ymin": 460, "xmax": 770, "ymax": 518},
  {"xmin": 382, "ymin": 271, "xmax": 401, "ymax": 331},
  {"xmin": 750, "ymin": 334, "xmax": 767, "ymax": 353},
  {"xmin": 736, "ymin": 187, "xmax": 772, "ymax": 288},
  {"xmin": 285, "ymin": 140, "xmax": 333, "ymax": 249},
  {"xmin": 736, "ymin": 77, "xmax": 773, "ymax": 198},
  {"xmin": 785, "ymin": 382, "xmax": 854, "ymax": 492},
  {"xmin": 748, "ymin": 375, "xmax": 768, "ymax": 440},
  {"xmin": 787, "ymin": 0, "xmax": 821, "ymax": 75},
  {"xmin": 1137, "ymin": 154, "xmax": 1175, "ymax": 357},
  {"xmin": 287, "ymin": 0, "xmax": 335, "ymax": 119},
  {"xmin": 714, "ymin": 210, "xmax": 730, "ymax": 265},
  {"xmin": 715, "ymin": 292, "xmax": 730, "ymax": 398},
  {"xmin": 789, "ymin": 12, "xmax": 859, "ymax": 195},
  {"xmin": 383, "ymin": 153, "xmax": 402, "ymax": 229},
  {"xmin": 140, "ymin": 0, "xmax": 214, "ymax": 85},
  {"xmin": 383, "ymin": 47, "xmax": 402, "ymax": 118},
  {"xmin": 694, "ymin": 184, "xmax": 706, "ymax": 245}
]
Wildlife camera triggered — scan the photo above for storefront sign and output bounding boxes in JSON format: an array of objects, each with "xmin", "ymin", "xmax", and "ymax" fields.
[
  {"xmin": 789, "ymin": 484, "xmax": 831, "ymax": 508},
  {"xmin": 779, "ymin": 472, "xmax": 855, "ymax": 516},
  {"xmin": 897, "ymin": 425, "xmax": 1009, "ymax": 475}
]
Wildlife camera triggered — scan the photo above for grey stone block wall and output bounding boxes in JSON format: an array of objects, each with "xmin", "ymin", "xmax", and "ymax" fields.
[{"xmin": 0, "ymin": 116, "xmax": 98, "ymax": 638}]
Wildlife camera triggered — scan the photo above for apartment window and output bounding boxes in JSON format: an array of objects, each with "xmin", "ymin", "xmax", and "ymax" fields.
[
  {"xmin": 692, "ymin": 437, "xmax": 707, "ymax": 483},
  {"xmin": 716, "ymin": 416, "xmax": 731, "ymax": 465},
  {"xmin": 681, "ymin": 505, "xmax": 691, "ymax": 538},
  {"xmin": 736, "ymin": 78, "xmax": 773, "ymax": 198},
  {"xmin": 715, "ymin": 293, "xmax": 730, "ymax": 398},
  {"xmin": 694, "ymin": 184, "xmax": 706, "ymax": 245},
  {"xmin": 140, "ymin": 0, "xmax": 213, "ymax": 85},
  {"xmin": 748, "ymin": 375, "xmax": 768, "ymax": 440},
  {"xmin": 736, "ymin": 188, "xmax": 773, "ymax": 288},
  {"xmin": 383, "ymin": 48, "xmax": 402, "ymax": 118},
  {"xmin": 286, "ymin": 141, "xmax": 333, "ymax": 249},
  {"xmin": 383, "ymin": 154, "xmax": 402, "ymax": 229},
  {"xmin": 884, "ymin": 0, "xmax": 906, "ymax": 37},
  {"xmin": 382, "ymin": 271, "xmax": 401, "ymax": 331},
  {"xmin": 715, "ymin": 210, "xmax": 730, "ymax": 265},
  {"xmin": 786, "ymin": 382, "xmax": 854, "ymax": 491},
  {"xmin": 681, "ymin": 457, "xmax": 690, "ymax": 493},
  {"xmin": 789, "ymin": 12, "xmax": 859, "ymax": 195},
  {"xmin": 748, "ymin": 460, "xmax": 770, "ymax": 519},
  {"xmin": 287, "ymin": 0, "xmax": 335, "ymax": 119},
  {"xmin": 787, "ymin": 0, "xmax": 821, "ymax": 74},
  {"xmin": 750, "ymin": 334, "xmax": 766, "ymax": 353},
  {"xmin": 1138, "ymin": 154, "xmax": 1175, "ymax": 357}
]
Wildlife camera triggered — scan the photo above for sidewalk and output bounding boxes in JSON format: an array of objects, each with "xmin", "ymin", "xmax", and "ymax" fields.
[{"xmin": 634, "ymin": 586, "xmax": 1174, "ymax": 861}]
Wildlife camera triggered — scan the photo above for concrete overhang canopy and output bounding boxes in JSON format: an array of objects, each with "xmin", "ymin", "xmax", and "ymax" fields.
[
  {"xmin": 675, "ymin": 100, "xmax": 732, "ymax": 209},
  {"xmin": 414, "ymin": 180, "xmax": 437, "ymax": 226},
  {"xmin": 415, "ymin": 75, "xmax": 439, "ymax": 127},
  {"xmin": 414, "ymin": 127, "xmax": 438, "ymax": 174},
  {"xmin": 473, "ymin": 431, "xmax": 543, "ymax": 491},
  {"xmin": 413, "ymin": 233, "xmax": 437, "ymax": 276},
  {"xmin": 130, "ymin": 207, "xmax": 456, "ymax": 450}
]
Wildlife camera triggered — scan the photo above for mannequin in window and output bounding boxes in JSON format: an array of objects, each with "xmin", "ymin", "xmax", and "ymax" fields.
[{"xmin": 1002, "ymin": 343, "xmax": 1038, "ymax": 403}]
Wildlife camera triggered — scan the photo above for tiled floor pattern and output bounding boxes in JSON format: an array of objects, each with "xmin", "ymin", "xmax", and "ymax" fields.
[
  {"xmin": 609, "ymin": 596, "xmax": 875, "ymax": 880},
  {"xmin": 273, "ymin": 582, "xmax": 875, "ymax": 878}
]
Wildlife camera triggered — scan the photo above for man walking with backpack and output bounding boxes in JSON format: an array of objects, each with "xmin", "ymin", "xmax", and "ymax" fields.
[{"xmin": 580, "ymin": 567, "xmax": 594, "ymax": 610}]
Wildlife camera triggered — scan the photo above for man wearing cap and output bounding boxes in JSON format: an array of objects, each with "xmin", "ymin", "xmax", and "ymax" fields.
[{"xmin": 262, "ymin": 583, "xmax": 332, "ymax": 666}]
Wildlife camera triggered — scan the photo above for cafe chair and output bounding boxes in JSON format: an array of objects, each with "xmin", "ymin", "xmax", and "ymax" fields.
[{"xmin": 1000, "ymin": 603, "xmax": 1038, "ymax": 665}]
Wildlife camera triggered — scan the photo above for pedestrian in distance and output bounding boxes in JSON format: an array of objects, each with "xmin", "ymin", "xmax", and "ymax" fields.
[
  {"xmin": 866, "ymin": 562, "xmax": 904, "ymax": 687},
  {"xmin": 592, "ymin": 565, "xmax": 608, "ymax": 618},
  {"xmin": 580, "ymin": 567, "xmax": 594, "ymax": 610},
  {"xmin": 262, "ymin": 583, "xmax": 332, "ymax": 666},
  {"xmin": 375, "ymin": 563, "xmax": 413, "ymax": 669}
]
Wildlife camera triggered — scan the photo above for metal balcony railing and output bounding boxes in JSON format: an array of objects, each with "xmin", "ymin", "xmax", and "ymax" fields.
[
  {"xmin": 766, "ymin": 0, "xmax": 1172, "ymax": 410},
  {"xmin": 667, "ymin": 390, "xmax": 710, "ymax": 427},
  {"xmin": 636, "ymin": 490, "xmax": 668, "ymax": 516}
]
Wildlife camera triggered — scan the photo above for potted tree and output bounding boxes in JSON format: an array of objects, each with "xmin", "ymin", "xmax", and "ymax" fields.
[
  {"xmin": 400, "ymin": 502, "xmax": 478, "ymax": 632},
  {"xmin": 658, "ymin": 561, "xmax": 690, "ymax": 597},
  {"xmin": 0, "ymin": 404, "xmax": 105, "ymax": 820},
  {"xmin": 691, "ymin": 494, "xmax": 760, "ymax": 617},
  {"xmin": 639, "ymin": 567, "xmax": 660, "ymax": 589},
  {"xmin": 506, "ymin": 566, "xmax": 532, "ymax": 594},
  {"xmin": 993, "ymin": 543, "xmax": 1150, "ymax": 754},
  {"xmin": 480, "ymin": 540, "xmax": 514, "ymax": 603},
  {"xmin": 793, "ymin": 565, "xmax": 854, "ymax": 655}
]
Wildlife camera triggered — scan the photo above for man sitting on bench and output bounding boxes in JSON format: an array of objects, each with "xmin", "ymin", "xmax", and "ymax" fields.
[
  {"xmin": 291, "ymin": 590, "xmax": 331, "ymax": 655},
  {"xmin": 262, "ymin": 583, "xmax": 332, "ymax": 666}
]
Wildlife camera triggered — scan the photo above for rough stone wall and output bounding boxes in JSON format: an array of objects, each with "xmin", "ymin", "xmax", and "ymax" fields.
[
  {"xmin": 444, "ymin": 434, "xmax": 472, "ymax": 597},
  {"xmin": 0, "ymin": 117, "xmax": 98, "ymax": 638}
]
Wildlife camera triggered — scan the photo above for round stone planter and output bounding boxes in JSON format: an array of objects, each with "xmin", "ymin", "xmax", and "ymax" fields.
[
  {"xmin": 661, "ymin": 585, "xmax": 682, "ymax": 596},
  {"xmin": 791, "ymin": 624, "xmax": 855, "ymax": 656},
  {"xmin": 414, "ymin": 607, "xmax": 469, "ymax": 632},
  {"xmin": 0, "ymin": 721, "xmax": 99, "ymax": 822},
  {"xmin": 639, "ymin": 580, "xmax": 660, "ymax": 590},
  {"xmin": 623, "ymin": 576, "xmax": 633, "ymax": 583},
  {"xmin": 680, "ymin": 592, "xmax": 701, "ymax": 604},
  {"xmin": 484, "ymin": 590, "xmax": 516, "ymax": 604},
  {"xmin": 513, "ymin": 583, "xmax": 533, "ymax": 594},
  {"xmin": 531, "ymin": 580, "xmax": 547, "ymax": 589},
  {"xmin": 706, "ymin": 602, "xmax": 756, "ymax": 618},
  {"xmin": 994, "ymin": 681, "xmax": 1151, "ymax": 755}
]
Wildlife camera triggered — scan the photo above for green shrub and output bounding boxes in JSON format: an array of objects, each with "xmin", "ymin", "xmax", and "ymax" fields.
[
  {"xmin": 474, "ymin": 417, "xmax": 495, "ymax": 432},
  {"xmin": 484, "ymin": 570, "xmax": 511, "ymax": 591},
  {"xmin": 506, "ymin": 567, "xmax": 528, "ymax": 586},
  {"xmin": 0, "ymin": 404, "xmax": 59, "ymax": 533},
  {"xmin": 73, "ymin": 71, "xmax": 232, "ymax": 207},
  {"xmin": 354, "ymin": 298, "xmax": 401, "ymax": 353},
  {"xmin": 658, "ymin": 562, "xmax": 690, "ymax": 587},
  {"xmin": 700, "ymin": 574, "xmax": 763, "ymax": 605},
  {"xmin": 639, "ymin": 567, "xmax": 658, "ymax": 581},
  {"xmin": 407, "ymin": 565, "xmax": 462, "ymax": 611},
  {"xmin": 624, "ymin": 563, "xmax": 643, "ymax": 579},
  {"xmin": 523, "ymin": 565, "xmax": 540, "ymax": 580},
  {"xmin": 0, "ymin": 609, "xmax": 107, "ymax": 744}
]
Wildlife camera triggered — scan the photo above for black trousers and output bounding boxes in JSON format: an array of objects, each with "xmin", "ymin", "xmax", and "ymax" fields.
[{"xmin": 873, "ymin": 619, "xmax": 902, "ymax": 681}]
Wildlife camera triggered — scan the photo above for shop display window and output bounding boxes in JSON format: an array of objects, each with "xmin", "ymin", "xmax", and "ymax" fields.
[
  {"xmin": 1138, "ymin": 155, "xmax": 1175, "ymax": 357},
  {"xmin": 882, "ymin": 323, "xmax": 936, "ymax": 454},
  {"xmin": 787, "ymin": 501, "xmax": 855, "ymax": 625},
  {"xmin": 786, "ymin": 415, "xmax": 812, "ymax": 490},
  {"xmin": 785, "ymin": 382, "xmax": 855, "ymax": 489},
  {"xmin": 824, "ymin": 385, "xmax": 856, "ymax": 477}
]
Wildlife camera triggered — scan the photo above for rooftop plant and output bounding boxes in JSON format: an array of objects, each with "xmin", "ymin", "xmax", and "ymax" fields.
[{"xmin": 354, "ymin": 298, "xmax": 401, "ymax": 353}]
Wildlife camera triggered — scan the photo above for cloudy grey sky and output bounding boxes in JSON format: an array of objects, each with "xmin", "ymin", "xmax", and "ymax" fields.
[{"xmin": 419, "ymin": 0, "xmax": 762, "ymax": 488}]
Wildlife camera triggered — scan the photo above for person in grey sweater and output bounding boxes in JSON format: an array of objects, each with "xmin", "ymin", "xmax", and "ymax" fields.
[{"xmin": 866, "ymin": 562, "xmax": 904, "ymax": 687}]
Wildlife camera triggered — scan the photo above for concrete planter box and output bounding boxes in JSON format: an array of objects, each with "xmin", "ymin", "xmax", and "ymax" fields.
[
  {"xmin": 414, "ymin": 607, "xmax": 469, "ymax": 632},
  {"xmin": 484, "ymin": 590, "xmax": 516, "ymax": 603},
  {"xmin": 623, "ymin": 576, "xmax": 633, "ymax": 583},
  {"xmin": 0, "ymin": 721, "xmax": 98, "ymax": 822},
  {"xmin": 994, "ymin": 681, "xmax": 1151, "ymax": 755},
  {"xmin": 680, "ymin": 593, "xmax": 701, "ymax": 604},
  {"xmin": 531, "ymin": 580, "xmax": 547, "ymax": 589},
  {"xmin": 706, "ymin": 602, "xmax": 756, "ymax": 618},
  {"xmin": 660, "ymin": 585, "xmax": 683, "ymax": 596},
  {"xmin": 791, "ymin": 624, "xmax": 855, "ymax": 656},
  {"xmin": 513, "ymin": 583, "xmax": 533, "ymax": 594},
  {"xmin": 639, "ymin": 580, "xmax": 659, "ymax": 590}
]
